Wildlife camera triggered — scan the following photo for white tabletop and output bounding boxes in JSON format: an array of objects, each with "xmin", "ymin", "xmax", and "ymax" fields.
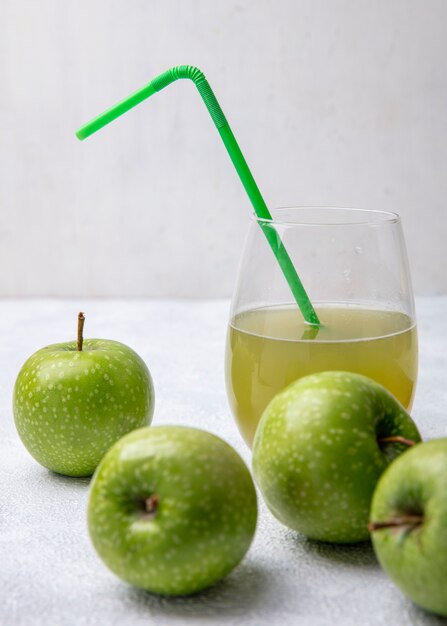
[{"xmin": 1, "ymin": 298, "xmax": 446, "ymax": 626}]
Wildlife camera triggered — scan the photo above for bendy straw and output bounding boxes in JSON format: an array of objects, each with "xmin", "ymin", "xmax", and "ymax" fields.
[{"xmin": 76, "ymin": 65, "xmax": 320, "ymax": 326}]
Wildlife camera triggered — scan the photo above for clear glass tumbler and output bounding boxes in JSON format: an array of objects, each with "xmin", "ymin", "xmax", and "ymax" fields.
[{"xmin": 225, "ymin": 207, "xmax": 418, "ymax": 447}]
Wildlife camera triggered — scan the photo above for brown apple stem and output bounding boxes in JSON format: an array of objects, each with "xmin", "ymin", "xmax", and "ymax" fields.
[
  {"xmin": 378, "ymin": 435, "xmax": 416, "ymax": 448},
  {"xmin": 77, "ymin": 312, "xmax": 85, "ymax": 351},
  {"xmin": 368, "ymin": 515, "xmax": 423, "ymax": 533},
  {"xmin": 144, "ymin": 494, "xmax": 160, "ymax": 518}
]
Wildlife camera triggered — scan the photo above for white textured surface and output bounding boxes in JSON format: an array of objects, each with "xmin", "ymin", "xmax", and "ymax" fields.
[
  {"xmin": 1, "ymin": 297, "xmax": 447, "ymax": 626},
  {"xmin": 0, "ymin": 1, "xmax": 446, "ymax": 297}
]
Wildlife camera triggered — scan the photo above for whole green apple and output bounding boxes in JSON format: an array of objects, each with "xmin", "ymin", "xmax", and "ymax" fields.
[
  {"xmin": 252, "ymin": 371, "xmax": 421, "ymax": 543},
  {"xmin": 369, "ymin": 438, "xmax": 447, "ymax": 616},
  {"xmin": 13, "ymin": 313, "xmax": 154, "ymax": 477},
  {"xmin": 88, "ymin": 425, "xmax": 257, "ymax": 595}
]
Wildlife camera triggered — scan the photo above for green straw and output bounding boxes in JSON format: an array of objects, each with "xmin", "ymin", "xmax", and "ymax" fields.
[{"xmin": 76, "ymin": 65, "xmax": 320, "ymax": 326}]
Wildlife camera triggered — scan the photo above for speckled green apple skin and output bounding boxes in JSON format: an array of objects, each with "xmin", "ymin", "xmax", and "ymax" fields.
[
  {"xmin": 88, "ymin": 426, "xmax": 257, "ymax": 596},
  {"xmin": 252, "ymin": 371, "xmax": 421, "ymax": 543},
  {"xmin": 370, "ymin": 439, "xmax": 447, "ymax": 616},
  {"xmin": 13, "ymin": 339, "xmax": 154, "ymax": 477}
]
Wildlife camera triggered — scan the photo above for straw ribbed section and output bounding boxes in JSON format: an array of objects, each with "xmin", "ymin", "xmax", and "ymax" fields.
[
  {"xmin": 151, "ymin": 65, "xmax": 227, "ymax": 129},
  {"xmin": 195, "ymin": 80, "xmax": 227, "ymax": 129}
]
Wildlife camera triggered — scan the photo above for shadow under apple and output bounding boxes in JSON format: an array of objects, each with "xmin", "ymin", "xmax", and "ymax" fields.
[
  {"xmin": 45, "ymin": 469, "xmax": 91, "ymax": 488},
  {"xmin": 122, "ymin": 560, "xmax": 271, "ymax": 620},
  {"xmin": 292, "ymin": 531, "xmax": 379, "ymax": 569},
  {"xmin": 403, "ymin": 598, "xmax": 447, "ymax": 625}
]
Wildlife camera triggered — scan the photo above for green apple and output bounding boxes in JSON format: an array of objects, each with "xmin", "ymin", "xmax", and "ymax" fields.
[
  {"xmin": 252, "ymin": 371, "xmax": 421, "ymax": 543},
  {"xmin": 13, "ymin": 313, "xmax": 154, "ymax": 477},
  {"xmin": 369, "ymin": 438, "xmax": 447, "ymax": 616},
  {"xmin": 88, "ymin": 425, "xmax": 257, "ymax": 595}
]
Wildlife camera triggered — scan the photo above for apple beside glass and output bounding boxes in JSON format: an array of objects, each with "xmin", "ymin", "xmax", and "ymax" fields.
[{"xmin": 13, "ymin": 313, "xmax": 154, "ymax": 476}]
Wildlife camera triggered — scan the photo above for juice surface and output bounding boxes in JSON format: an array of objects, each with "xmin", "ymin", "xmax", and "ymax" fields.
[{"xmin": 225, "ymin": 305, "xmax": 418, "ymax": 447}]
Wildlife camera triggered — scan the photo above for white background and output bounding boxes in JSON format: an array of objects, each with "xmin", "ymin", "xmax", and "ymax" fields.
[{"xmin": 0, "ymin": 0, "xmax": 445, "ymax": 297}]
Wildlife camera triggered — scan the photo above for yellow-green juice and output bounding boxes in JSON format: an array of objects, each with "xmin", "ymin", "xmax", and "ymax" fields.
[{"xmin": 225, "ymin": 305, "xmax": 418, "ymax": 447}]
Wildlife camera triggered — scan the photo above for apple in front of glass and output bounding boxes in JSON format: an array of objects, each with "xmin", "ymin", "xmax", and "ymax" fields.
[
  {"xmin": 13, "ymin": 313, "xmax": 154, "ymax": 476},
  {"xmin": 252, "ymin": 371, "xmax": 421, "ymax": 543}
]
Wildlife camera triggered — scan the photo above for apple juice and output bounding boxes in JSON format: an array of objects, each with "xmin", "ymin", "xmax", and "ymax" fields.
[{"xmin": 225, "ymin": 305, "xmax": 418, "ymax": 447}]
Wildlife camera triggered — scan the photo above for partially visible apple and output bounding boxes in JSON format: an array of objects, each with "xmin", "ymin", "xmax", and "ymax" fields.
[
  {"xmin": 252, "ymin": 371, "xmax": 422, "ymax": 543},
  {"xmin": 88, "ymin": 425, "xmax": 257, "ymax": 595},
  {"xmin": 13, "ymin": 313, "xmax": 154, "ymax": 477},
  {"xmin": 369, "ymin": 438, "xmax": 447, "ymax": 616}
]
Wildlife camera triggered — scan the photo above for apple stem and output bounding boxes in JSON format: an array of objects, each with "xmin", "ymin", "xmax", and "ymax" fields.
[
  {"xmin": 77, "ymin": 312, "xmax": 85, "ymax": 352},
  {"xmin": 368, "ymin": 515, "xmax": 423, "ymax": 533},
  {"xmin": 144, "ymin": 494, "xmax": 160, "ymax": 519},
  {"xmin": 378, "ymin": 435, "xmax": 416, "ymax": 448}
]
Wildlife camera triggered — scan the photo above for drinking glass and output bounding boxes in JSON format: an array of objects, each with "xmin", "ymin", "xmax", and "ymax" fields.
[{"xmin": 225, "ymin": 207, "xmax": 418, "ymax": 447}]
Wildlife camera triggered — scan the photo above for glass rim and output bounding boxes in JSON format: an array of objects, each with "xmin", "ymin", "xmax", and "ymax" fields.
[{"xmin": 253, "ymin": 206, "xmax": 401, "ymax": 227}]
